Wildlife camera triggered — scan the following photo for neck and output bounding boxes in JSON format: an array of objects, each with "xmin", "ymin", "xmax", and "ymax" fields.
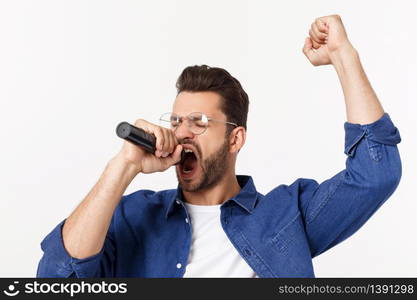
[{"xmin": 182, "ymin": 173, "xmax": 241, "ymax": 205}]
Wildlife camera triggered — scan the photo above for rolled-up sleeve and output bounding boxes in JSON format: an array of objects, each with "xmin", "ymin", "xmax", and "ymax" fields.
[
  {"xmin": 36, "ymin": 219, "xmax": 116, "ymax": 278},
  {"xmin": 344, "ymin": 113, "xmax": 401, "ymax": 157},
  {"xmin": 297, "ymin": 113, "xmax": 402, "ymax": 257}
]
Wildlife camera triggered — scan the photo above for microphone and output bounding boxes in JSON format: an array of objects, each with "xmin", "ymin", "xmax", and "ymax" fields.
[{"xmin": 116, "ymin": 122, "xmax": 185, "ymax": 165}]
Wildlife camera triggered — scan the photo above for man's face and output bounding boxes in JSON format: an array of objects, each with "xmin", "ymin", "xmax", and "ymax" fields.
[{"xmin": 172, "ymin": 91, "xmax": 231, "ymax": 192}]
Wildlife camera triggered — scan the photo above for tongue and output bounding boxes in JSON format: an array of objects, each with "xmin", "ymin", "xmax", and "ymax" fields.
[{"xmin": 183, "ymin": 153, "xmax": 197, "ymax": 172}]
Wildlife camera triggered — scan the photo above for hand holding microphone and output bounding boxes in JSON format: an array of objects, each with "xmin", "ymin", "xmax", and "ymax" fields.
[
  {"xmin": 61, "ymin": 120, "xmax": 182, "ymax": 260},
  {"xmin": 116, "ymin": 119, "xmax": 184, "ymax": 174}
]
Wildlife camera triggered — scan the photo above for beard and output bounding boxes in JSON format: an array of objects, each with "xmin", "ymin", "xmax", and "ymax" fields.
[{"xmin": 176, "ymin": 138, "xmax": 229, "ymax": 192}]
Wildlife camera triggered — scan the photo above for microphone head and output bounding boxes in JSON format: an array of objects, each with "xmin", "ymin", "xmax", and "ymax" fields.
[{"xmin": 116, "ymin": 122, "xmax": 132, "ymax": 139}]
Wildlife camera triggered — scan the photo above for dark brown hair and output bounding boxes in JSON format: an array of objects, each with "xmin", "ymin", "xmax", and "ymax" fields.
[{"xmin": 176, "ymin": 65, "xmax": 249, "ymax": 134}]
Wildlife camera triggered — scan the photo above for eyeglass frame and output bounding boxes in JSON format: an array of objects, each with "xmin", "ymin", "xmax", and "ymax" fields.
[{"xmin": 159, "ymin": 112, "xmax": 238, "ymax": 135}]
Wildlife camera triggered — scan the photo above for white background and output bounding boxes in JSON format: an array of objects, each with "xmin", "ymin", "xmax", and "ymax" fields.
[{"xmin": 0, "ymin": 0, "xmax": 416, "ymax": 277}]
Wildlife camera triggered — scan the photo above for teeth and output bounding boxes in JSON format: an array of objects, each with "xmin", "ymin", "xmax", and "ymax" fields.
[{"xmin": 184, "ymin": 149, "xmax": 193, "ymax": 153}]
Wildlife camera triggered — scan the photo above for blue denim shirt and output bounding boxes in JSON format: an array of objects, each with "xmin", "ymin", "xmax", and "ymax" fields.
[{"xmin": 37, "ymin": 113, "xmax": 401, "ymax": 278}]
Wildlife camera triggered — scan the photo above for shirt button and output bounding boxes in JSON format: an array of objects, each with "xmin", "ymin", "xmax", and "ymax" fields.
[
  {"xmin": 185, "ymin": 218, "xmax": 189, "ymax": 223},
  {"xmin": 176, "ymin": 263, "xmax": 182, "ymax": 269}
]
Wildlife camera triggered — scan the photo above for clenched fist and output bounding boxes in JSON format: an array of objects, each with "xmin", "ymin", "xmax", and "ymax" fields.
[{"xmin": 303, "ymin": 15, "xmax": 354, "ymax": 66}]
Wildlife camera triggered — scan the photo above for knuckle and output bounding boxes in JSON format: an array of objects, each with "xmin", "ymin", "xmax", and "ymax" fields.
[{"xmin": 135, "ymin": 118, "xmax": 145, "ymax": 126}]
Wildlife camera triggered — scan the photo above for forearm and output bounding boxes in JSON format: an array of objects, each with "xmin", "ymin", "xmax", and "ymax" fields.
[
  {"xmin": 330, "ymin": 45, "xmax": 384, "ymax": 124},
  {"xmin": 62, "ymin": 154, "xmax": 139, "ymax": 259}
]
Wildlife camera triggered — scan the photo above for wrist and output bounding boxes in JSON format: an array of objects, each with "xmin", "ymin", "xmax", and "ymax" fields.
[
  {"xmin": 329, "ymin": 43, "xmax": 359, "ymax": 72},
  {"xmin": 111, "ymin": 153, "xmax": 142, "ymax": 177}
]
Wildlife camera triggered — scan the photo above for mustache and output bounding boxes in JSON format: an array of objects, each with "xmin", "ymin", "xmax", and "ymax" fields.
[{"xmin": 179, "ymin": 139, "xmax": 201, "ymax": 158}]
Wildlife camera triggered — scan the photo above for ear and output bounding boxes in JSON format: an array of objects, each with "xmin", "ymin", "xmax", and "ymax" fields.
[{"xmin": 228, "ymin": 126, "xmax": 246, "ymax": 154}]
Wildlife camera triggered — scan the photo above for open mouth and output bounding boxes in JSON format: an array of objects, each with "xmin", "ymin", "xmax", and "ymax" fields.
[{"xmin": 179, "ymin": 148, "xmax": 199, "ymax": 179}]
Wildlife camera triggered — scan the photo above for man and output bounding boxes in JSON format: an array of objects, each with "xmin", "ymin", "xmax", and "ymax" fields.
[{"xmin": 37, "ymin": 15, "xmax": 401, "ymax": 278}]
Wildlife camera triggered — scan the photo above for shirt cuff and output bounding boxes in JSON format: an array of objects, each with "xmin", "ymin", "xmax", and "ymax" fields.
[
  {"xmin": 40, "ymin": 219, "xmax": 105, "ymax": 277},
  {"xmin": 344, "ymin": 113, "xmax": 401, "ymax": 157}
]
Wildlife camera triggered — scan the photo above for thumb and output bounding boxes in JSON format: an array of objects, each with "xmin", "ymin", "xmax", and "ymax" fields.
[{"xmin": 302, "ymin": 37, "xmax": 314, "ymax": 60}]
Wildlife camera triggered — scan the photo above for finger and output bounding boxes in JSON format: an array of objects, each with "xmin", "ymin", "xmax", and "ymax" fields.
[
  {"xmin": 161, "ymin": 128, "xmax": 176, "ymax": 157},
  {"xmin": 153, "ymin": 126, "xmax": 165, "ymax": 156},
  {"xmin": 315, "ymin": 18, "xmax": 328, "ymax": 34},
  {"xmin": 312, "ymin": 22, "xmax": 327, "ymax": 41},
  {"xmin": 160, "ymin": 128, "xmax": 171, "ymax": 157},
  {"xmin": 134, "ymin": 119, "xmax": 161, "ymax": 155},
  {"xmin": 155, "ymin": 149, "xmax": 163, "ymax": 157},
  {"xmin": 171, "ymin": 144, "xmax": 183, "ymax": 163},
  {"xmin": 161, "ymin": 144, "xmax": 183, "ymax": 168},
  {"xmin": 168, "ymin": 130, "xmax": 178, "ymax": 154},
  {"xmin": 134, "ymin": 119, "xmax": 148, "ymax": 132},
  {"xmin": 134, "ymin": 119, "xmax": 170, "ymax": 158},
  {"xmin": 309, "ymin": 30, "xmax": 321, "ymax": 49},
  {"xmin": 163, "ymin": 131, "xmax": 172, "ymax": 157},
  {"xmin": 302, "ymin": 37, "xmax": 312, "ymax": 53},
  {"xmin": 163, "ymin": 129, "xmax": 174, "ymax": 157},
  {"xmin": 309, "ymin": 26, "xmax": 322, "ymax": 46}
]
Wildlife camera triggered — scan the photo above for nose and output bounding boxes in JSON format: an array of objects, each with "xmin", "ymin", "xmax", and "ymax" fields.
[{"xmin": 174, "ymin": 119, "xmax": 195, "ymax": 141}]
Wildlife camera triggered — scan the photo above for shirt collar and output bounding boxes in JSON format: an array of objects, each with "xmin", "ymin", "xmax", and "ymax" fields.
[{"xmin": 165, "ymin": 175, "xmax": 258, "ymax": 219}]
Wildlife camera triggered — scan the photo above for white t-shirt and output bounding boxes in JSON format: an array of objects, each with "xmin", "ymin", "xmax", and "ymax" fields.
[{"xmin": 183, "ymin": 202, "xmax": 257, "ymax": 278}]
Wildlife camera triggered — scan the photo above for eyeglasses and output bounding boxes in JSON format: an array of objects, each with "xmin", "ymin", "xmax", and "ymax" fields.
[{"xmin": 159, "ymin": 112, "xmax": 238, "ymax": 135}]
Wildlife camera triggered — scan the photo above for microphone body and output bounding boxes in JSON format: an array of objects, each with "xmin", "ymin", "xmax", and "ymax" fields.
[{"xmin": 116, "ymin": 122, "xmax": 185, "ymax": 165}]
